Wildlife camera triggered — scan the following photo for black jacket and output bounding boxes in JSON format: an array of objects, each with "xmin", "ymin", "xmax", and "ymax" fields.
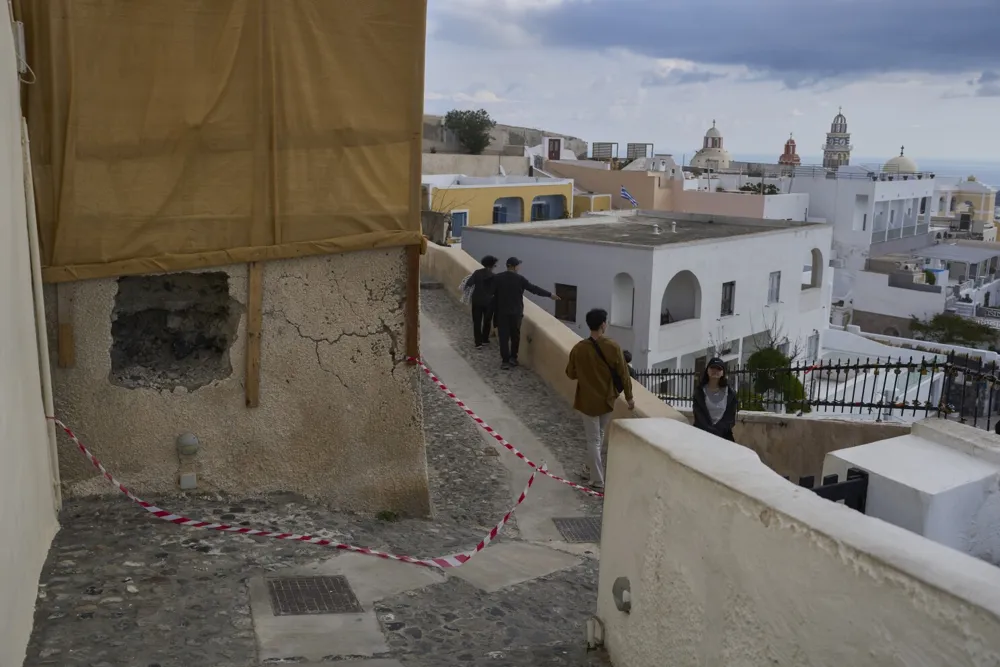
[
  {"xmin": 492, "ymin": 270, "xmax": 552, "ymax": 316},
  {"xmin": 692, "ymin": 384, "xmax": 738, "ymax": 441},
  {"xmin": 469, "ymin": 268, "xmax": 496, "ymax": 307}
]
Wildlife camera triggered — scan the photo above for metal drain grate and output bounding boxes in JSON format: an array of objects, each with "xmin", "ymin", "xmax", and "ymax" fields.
[
  {"xmin": 552, "ymin": 516, "xmax": 602, "ymax": 543},
  {"xmin": 266, "ymin": 575, "xmax": 363, "ymax": 616}
]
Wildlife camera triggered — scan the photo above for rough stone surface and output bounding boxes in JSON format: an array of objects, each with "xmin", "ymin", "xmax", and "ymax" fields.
[
  {"xmin": 45, "ymin": 250, "xmax": 430, "ymax": 513},
  {"xmin": 109, "ymin": 272, "xmax": 240, "ymax": 391},
  {"xmin": 26, "ymin": 369, "xmax": 608, "ymax": 665},
  {"xmin": 420, "ymin": 288, "xmax": 604, "ymax": 516}
]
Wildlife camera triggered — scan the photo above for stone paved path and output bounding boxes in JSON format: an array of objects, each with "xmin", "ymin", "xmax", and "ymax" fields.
[{"xmin": 24, "ymin": 292, "xmax": 610, "ymax": 667}]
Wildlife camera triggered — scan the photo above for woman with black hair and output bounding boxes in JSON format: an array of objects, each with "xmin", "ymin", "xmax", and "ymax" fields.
[{"xmin": 691, "ymin": 357, "xmax": 738, "ymax": 442}]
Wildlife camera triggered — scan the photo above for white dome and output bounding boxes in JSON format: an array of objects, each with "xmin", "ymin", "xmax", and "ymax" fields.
[
  {"xmin": 705, "ymin": 125, "xmax": 722, "ymax": 139},
  {"xmin": 883, "ymin": 153, "xmax": 918, "ymax": 173}
]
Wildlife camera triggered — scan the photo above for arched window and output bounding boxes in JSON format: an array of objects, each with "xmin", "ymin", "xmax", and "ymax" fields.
[
  {"xmin": 611, "ymin": 273, "xmax": 635, "ymax": 327},
  {"xmin": 493, "ymin": 196, "xmax": 524, "ymax": 224},
  {"xmin": 661, "ymin": 271, "xmax": 701, "ymax": 325},
  {"xmin": 802, "ymin": 248, "xmax": 823, "ymax": 290}
]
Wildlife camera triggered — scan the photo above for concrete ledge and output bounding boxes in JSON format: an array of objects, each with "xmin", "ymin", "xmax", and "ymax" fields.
[
  {"xmin": 599, "ymin": 417, "xmax": 1000, "ymax": 667},
  {"xmin": 675, "ymin": 407, "xmax": 911, "ymax": 481},
  {"xmin": 912, "ymin": 418, "xmax": 1000, "ymax": 467}
]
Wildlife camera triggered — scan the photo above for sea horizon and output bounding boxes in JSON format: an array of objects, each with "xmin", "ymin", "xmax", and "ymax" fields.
[{"xmin": 656, "ymin": 151, "xmax": 1000, "ymax": 188}]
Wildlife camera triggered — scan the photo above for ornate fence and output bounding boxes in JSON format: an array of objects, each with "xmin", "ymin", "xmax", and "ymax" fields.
[{"xmin": 634, "ymin": 353, "xmax": 1000, "ymax": 429}]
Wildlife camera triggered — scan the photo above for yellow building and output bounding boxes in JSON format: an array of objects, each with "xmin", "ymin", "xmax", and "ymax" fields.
[
  {"xmin": 933, "ymin": 175, "xmax": 999, "ymax": 239},
  {"xmin": 422, "ymin": 174, "xmax": 574, "ymax": 240},
  {"xmin": 573, "ymin": 191, "xmax": 612, "ymax": 217}
]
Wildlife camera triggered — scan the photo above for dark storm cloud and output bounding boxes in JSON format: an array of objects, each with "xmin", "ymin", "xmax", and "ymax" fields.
[
  {"xmin": 432, "ymin": 0, "xmax": 1000, "ymax": 87},
  {"xmin": 972, "ymin": 71, "xmax": 1000, "ymax": 96}
]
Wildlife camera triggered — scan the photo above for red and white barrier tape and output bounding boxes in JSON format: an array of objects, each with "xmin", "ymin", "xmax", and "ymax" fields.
[
  {"xmin": 48, "ymin": 418, "xmax": 536, "ymax": 570},
  {"xmin": 409, "ymin": 356, "xmax": 605, "ymax": 499}
]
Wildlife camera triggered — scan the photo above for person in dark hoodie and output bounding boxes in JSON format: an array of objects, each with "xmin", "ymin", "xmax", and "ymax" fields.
[
  {"xmin": 469, "ymin": 255, "xmax": 498, "ymax": 348},
  {"xmin": 691, "ymin": 357, "xmax": 738, "ymax": 441},
  {"xmin": 492, "ymin": 257, "xmax": 559, "ymax": 370}
]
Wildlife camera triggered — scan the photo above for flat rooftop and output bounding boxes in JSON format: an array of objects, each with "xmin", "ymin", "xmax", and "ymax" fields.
[
  {"xmin": 466, "ymin": 213, "xmax": 822, "ymax": 248},
  {"xmin": 913, "ymin": 243, "xmax": 1000, "ymax": 264}
]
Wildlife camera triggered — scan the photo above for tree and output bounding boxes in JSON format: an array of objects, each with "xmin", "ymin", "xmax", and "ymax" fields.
[
  {"xmin": 745, "ymin": 346, "xmax": 811, "ymax": 414},
  {"xmin": 443, "ymin": 109, "xmax": 496, "ymax": 155},
  {"xmin": 739, "ymin": 182, "xmax": 780, "ymax": 195},
  {"xmin": 910, "ymin": 313, "xmax": 998, "ymax": 347},
  {"xmin": 742, "ymin": 312, "xmax": 810, "ymax": 413}
]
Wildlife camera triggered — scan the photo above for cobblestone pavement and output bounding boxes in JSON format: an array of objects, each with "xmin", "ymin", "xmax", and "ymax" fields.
[
  {"xmin": 421, "ymin": 286, "xmax": 605, "ymax": 517},
  {"xmin": 25, "ymin": 354, "xmax": 608, "ymax": 665}
]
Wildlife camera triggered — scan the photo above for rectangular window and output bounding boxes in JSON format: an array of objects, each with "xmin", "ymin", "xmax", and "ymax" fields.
[
  {"xmin": 492, "ymin": 205, "xmax": 507, "ymax": 224},
  {"xmin": 862, "ymin": 213, "xmax": 867, "ymax": 231},
  {"xmin": 768, "ymin": 271, "xmax": 781, "ymax": 304},
  {"xmin": 721, "ymin": 281, "xmax": 735, "ymax": 317},
  {"xmin": 554, "ymin": 283, "xmax": 577, "ymax": 322},
  {"xmin": 450, "ymin": 211, "xmax": 468, "ymax": 238}
]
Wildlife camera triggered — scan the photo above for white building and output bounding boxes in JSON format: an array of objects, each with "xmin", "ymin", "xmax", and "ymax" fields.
[
  {"xmin": 460, "ymin": 211, "xmax": 833, "ymax": 371},
  {"xmin": 788, "ymin": 164, "xmax": 942, "ymax": 331}
]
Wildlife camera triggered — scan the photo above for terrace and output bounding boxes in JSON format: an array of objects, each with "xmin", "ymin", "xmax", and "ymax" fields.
[{"xmin": 17, "ymin": 244, "xmax": 1000, "ymax": 666}]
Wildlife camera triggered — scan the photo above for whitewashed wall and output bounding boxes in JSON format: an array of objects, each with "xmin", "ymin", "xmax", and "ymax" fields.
[
  {"xmin": 0, "ymin": 14, "xmax": 59, "ymax": 667},
  {"xmin": 599, "ymin": 418, "xmax": 1000, "ymax": 667}
]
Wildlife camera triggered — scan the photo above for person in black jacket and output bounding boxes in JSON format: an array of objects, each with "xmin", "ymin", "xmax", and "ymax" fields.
[
  {"xmin": 469, "ymin": 255, "xmax": 498, "ymax": 348},
  {"xmin": 492, "ymin": 257, "xmax": 559, "ymax": 370},
  {"xmin": 691, "ymin": 357, "xmax": 738, "ymax": 441}
]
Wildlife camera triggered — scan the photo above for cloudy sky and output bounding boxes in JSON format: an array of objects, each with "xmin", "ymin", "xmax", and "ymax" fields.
[{"xmin": 424, "ymin": 0, "xmax": 1000, "ymax": 164}]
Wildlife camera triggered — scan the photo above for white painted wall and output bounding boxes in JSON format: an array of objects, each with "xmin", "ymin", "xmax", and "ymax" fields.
[
  {"xmin": 599, "ymin": 418, "xmax": 1000, "ymax": 667},
  {"xmin": 762, "ymin": 193, "xmax": 809, "ymax": 221},
  {"xmin": 460, "ymin": 227, "xmax": 654, "ymax": 364},
  {"xmin": 0, "ymin": 16, "xmax": 60, "ymax": 666},
  {"xmin": 824, "ymin": 419, "xmax": 1000, "ymax": 565},
  {"xmin": 462, "ymin": 220, "xmax": 833, "ymax": 370},
  {"xmin": 791, "ymin": 173, "xmax": 936, "ymax": 272},
  {"xmin": 851, "ymin": 270, "xmax": 946, "ymax": 320},
  {"xmin": 649, "ymin": 225, "xmax": 833, "ymax": 367}
]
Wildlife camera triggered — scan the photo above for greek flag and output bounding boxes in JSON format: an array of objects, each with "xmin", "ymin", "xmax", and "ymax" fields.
[{"xmin": 620, "ymin": 186, "xmax": 639, "ymax": 208}]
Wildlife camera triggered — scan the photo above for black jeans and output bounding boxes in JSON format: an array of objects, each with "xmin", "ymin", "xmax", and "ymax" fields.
[
  {"xmin": 496, "ymin": 314, "xmax": 522, "ymax": 363},
  {"xmin": 471, "ymin": 302, "xmax": 493, "ymax": 345}
]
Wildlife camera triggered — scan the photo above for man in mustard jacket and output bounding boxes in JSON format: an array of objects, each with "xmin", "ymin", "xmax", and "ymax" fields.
[{"xmin": 565, "ymin": 308, "xmax": 634, "ymax": 490}]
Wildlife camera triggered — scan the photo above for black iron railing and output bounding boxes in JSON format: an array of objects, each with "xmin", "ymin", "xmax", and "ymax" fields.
[{"xmin": 634, "ymin": 353, "xmax": 1000, "ymax": 430}]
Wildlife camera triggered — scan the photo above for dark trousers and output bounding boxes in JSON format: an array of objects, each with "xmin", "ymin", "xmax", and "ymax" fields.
[
  {"xmin": 471, "ymin": 303, "xmax": 493, "ymax": 345},
  {"xmin": 497, "ymin": 314, "xmax": 522, "ymax": 363}
]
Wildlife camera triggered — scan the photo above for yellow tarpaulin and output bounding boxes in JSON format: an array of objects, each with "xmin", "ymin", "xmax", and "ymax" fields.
[{"xmin": 15, "ymin": 0, "xmax": 427, "ymax": 282}]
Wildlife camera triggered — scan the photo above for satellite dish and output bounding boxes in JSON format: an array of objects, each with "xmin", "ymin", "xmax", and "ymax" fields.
[{"xmin": 498, "ymin": 165, "xmax": 507, "ymax": 176}]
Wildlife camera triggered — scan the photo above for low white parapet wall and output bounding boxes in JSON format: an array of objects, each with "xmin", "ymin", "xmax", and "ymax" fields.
[{"xmin": 598, "ymin": 418, "xmax": 1000, "ymax": 667}]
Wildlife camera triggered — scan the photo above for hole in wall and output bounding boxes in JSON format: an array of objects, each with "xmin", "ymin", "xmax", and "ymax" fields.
[{"xmin": 110, "ymin": 272, "xmax": 240, "ymax": 391}]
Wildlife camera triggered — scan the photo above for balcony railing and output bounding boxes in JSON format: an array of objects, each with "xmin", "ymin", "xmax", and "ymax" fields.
[
  {"xmin": 793, "ymin": 165, "xmax": 936, "ymax": 181},
  {"xmin": 634, "ymin": 353, "xmax": 999, "ymax": 430}
]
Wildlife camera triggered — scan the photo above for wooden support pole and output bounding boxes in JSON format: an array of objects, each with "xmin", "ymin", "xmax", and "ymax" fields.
[
  {"xmin": 56, "ymin": 283, "xmax": 75, "ymax": 368},
  {"xmin": 405, "ymin": 244, "xmax": 420, "ymax": 362},
  {"xmin": 245, "ymin": 261, "xmax": 263, "ymax": 408}
]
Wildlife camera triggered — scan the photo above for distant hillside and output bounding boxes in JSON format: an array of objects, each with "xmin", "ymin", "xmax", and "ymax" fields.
[{"xmin": 422, "ymin": 114, "xmax": 588, "ymax": 158}]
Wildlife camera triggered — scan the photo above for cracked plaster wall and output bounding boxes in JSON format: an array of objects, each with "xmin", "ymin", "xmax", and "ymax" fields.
[
  {"xmin": 598, "ymin": 418, "xmax": 1000, "ymax": 667},
  {"xmin": 45, "ymin": 249, "xmax": 430, "ymax": 514}
]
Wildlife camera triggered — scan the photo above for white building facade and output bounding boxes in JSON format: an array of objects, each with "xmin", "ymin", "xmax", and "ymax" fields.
[
  {"xmin": 460, "ymin": 212, "xmax": 833, "ymax": 371},
  {"xmin": 790, "ymin": 165, "xmax": 937, "ymax": 312}
]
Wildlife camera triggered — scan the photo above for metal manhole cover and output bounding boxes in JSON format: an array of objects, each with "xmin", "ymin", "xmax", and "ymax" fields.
[
  {"xmin": 552, "ymin": 516, "xmax": 602, "ymax": 543},
  {"xmin": 266, "ymin": 575, "xmax": 363, "ymax": 616}
]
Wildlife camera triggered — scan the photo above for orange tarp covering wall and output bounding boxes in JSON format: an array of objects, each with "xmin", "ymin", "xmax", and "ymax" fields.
[{"xmin": 15, "ymin": 0, "xmax": 427, "ymax": 282}]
